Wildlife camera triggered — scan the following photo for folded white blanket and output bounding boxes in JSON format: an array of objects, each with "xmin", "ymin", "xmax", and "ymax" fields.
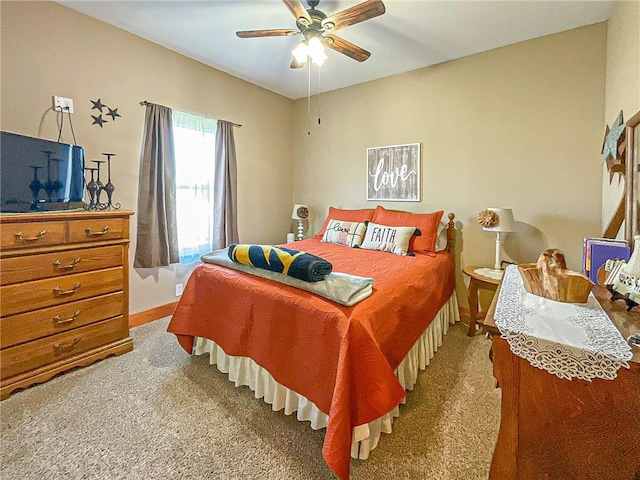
[{"xmin": 201, "ymin": 249, "xmax": 374, "ymax": 306}]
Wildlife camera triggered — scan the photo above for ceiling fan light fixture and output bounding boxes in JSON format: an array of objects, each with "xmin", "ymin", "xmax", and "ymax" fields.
[
  {"xmin": 240, "ymin": 0, "xmax": 386, "ymax": 68},
  {"xmin": 308, "ymin": 36, "xmax": 327, "ymax": 65},
  {"xmin": 311, "ymin": 50, "xmax": 327, "ymax": 66},
  {"xmin": 292, "ymin": 41, "xmax": 309, "ymax": 64},
  {"xmin": 292, "ymin": 36, "xmax": 327, "ymax": 66}
]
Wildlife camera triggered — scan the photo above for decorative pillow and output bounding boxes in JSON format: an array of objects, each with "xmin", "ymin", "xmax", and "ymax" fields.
[
  {"xmin": 359, "ymin": 222, "xmax": 418, "ymax": 256},
  {"xmin": 321, "ymin": 219, "xmax": 368, "ymax": 248},
  {"xmin": 372, "ymin": 206, "xmax": 444, "ymax": 255},
  {"xmin": 435, "ymin": 222, "xmax": 448, "ymax": 251},
  {"xmin": 313, "ymin": 207, "xmax": 376, "ymax": 239}
]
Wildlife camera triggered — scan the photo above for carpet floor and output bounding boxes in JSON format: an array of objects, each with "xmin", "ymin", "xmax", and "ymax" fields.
[{"xmin": 0, "ymin": 318, "xmax": 500, "ymax": 480}]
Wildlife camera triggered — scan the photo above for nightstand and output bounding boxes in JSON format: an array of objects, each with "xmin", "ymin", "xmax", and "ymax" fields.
[{"xmin": 462, "ymin": 266, "xmax": 502, "ymax": 336}]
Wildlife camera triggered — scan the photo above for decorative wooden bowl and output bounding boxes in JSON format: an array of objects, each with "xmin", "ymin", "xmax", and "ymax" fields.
[{"xmin": 517, "ymin": 263, "xmax": 594, "ymax": 304}]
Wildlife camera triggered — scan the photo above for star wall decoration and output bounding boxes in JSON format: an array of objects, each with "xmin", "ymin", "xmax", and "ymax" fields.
[
  {"xmin": 602, "ymin": 110, "xmax": 626, "ymax": 167},
  {"xmin": 107, "ymin": 107, "xmax": 121, "ymax": 120},
  {"xmin": 91, "ymin": 98, "xmax": 106, "ymax": 112},
  {"xmin": 91, "ymin": 114, "xmax": 108, "ymax": 128},
  {"xmin": 89, "ymin": 98, "xmax": 122, "ymax": 127}
]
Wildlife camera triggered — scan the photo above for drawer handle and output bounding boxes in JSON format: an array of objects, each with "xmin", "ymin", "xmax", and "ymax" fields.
[
  {"xmin": 53, "ymin": 258, "xmax": 82, "ymax": 270},
  {"xmin": 54, "ymin": 337, "xmax": 80, "ymax": 353},
  {"xmin": 53, "ymin": 310, "xmax": 81, "ymax": 325},
  {"xmin": 14, "ymin": 230, "xmax": 47, "ymax": 242},
  {"xmin": 85, "ymin": 226, "xmax": 109, "ymax": 236},
  {"xmin": 53, "ymin": 283, "xmax": 81, "ymax": 296}
]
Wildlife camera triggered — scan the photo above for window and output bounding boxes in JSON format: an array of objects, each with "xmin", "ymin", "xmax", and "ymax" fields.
[{"xmin": 172, "ymin": 110, "xmax": 217, "ymax": 264}]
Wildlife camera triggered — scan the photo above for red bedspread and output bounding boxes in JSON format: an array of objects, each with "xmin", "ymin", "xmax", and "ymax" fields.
[{"xmin": 167, "ymin": 239, "xmax": 455, "ymax": 479}]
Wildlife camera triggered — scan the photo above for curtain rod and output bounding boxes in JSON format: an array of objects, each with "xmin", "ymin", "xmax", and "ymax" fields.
[{"xmin": 139, "ymin": 100, "xmax": 242, "ymax": 127}]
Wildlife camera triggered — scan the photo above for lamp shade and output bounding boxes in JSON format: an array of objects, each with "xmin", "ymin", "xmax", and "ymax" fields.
[
  {"xmin": 482, "ymin": 208, "xmax": 515, "ymax": 232},
  {"xmin": 292, "ymin": 204, "xmax": 309, "ymax": 220}
]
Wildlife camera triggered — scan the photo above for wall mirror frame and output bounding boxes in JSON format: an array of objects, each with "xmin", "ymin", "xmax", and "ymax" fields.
[{"xmin": 625, "ymin": 110, "xmax": 640, "ymax": 248}]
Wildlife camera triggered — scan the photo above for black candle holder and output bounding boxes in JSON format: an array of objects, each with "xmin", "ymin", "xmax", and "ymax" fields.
[
  {"xmin": 84, "ymin": 167, "xmax": 99, "ymax": 209},
  {"xmin": 92, "ymin": 160, "xmax": 106, "ymax": 206},
  {"xmin": 83, "ymin": 153, "xmax": 120, "ymax": 210},
  {"xmin": 101, "ymin": 153, "xmax": 120, "ymax": 210}
]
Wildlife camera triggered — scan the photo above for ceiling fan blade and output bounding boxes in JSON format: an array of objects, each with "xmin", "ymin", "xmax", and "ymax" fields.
[
  {"xmin": 236, "ymin": 29, "xmax": 299, "ymax": 38},
  {"xmin": 321, "ymin": 0, "xmax": 385, "ymax": 33},
  {"xmin": 290, "ymin": 57, "xmax": 306, "ymax": 69},
  {"xmin": 324, "ymin": 34, "xmax": 371, "ymax": 62},
  {"xmin": 282, "ymin": 0, "xmax": 312, "ymax": 26}
]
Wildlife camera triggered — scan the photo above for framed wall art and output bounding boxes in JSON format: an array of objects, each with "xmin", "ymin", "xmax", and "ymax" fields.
[{"xmin": 366, "ymin": 143, "xmax": 420, "ymax": 201}]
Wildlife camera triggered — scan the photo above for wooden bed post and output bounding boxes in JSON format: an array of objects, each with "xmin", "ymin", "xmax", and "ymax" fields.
[{"xmin": 446, "ymin": 212, "xmax": 456, "ymax": 254}]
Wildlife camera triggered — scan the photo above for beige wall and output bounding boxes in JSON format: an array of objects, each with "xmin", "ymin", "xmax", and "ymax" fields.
[
  {"xmin": 292, "ymin": 23, "xmax": 607, "ymax": 290},
  {"xmin": 0, "ymin": 1, "xmax": 294, "ymax": 314},
  {"xmin": 602, "ymin": 0, "xmax": 640, "ymax": 234},
  {"xmin": 2, "ymin": 1, "xmax": 628, "ymax": 315}
]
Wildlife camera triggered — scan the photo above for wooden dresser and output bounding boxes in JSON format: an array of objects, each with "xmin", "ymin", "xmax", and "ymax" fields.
[
  {"xmin": 0, "ymin": 210, "xmax": 134, "ymax": 400},
  {"xmin": 484, "ymin": 285, "xmax": 640, "ymax": 480}
]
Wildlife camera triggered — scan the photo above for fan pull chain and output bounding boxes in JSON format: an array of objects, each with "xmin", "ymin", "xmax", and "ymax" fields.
[
  {"xmin": 317, "ymin": 64, "xmax": 321, "ymax": 126},
  {"xmin": 307, "ymin": 61, "xmax": 312, "ymax": 136}
]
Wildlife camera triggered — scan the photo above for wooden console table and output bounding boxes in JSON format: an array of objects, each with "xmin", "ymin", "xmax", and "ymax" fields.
[{"xmin": 484, "ymin": 284, "xmax": 640, "ymax": 480}]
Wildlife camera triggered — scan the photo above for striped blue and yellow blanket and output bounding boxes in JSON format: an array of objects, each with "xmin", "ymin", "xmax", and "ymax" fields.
[
  {"xmin": 227, "ymin": 244, "xmax": 332, "ymax": 282},
  {"xmin": 201, "ymin": 248, "xmax": 373, "ymax": 306}
]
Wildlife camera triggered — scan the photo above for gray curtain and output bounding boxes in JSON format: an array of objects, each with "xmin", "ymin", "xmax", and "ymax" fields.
[
  {"xmin": 212, "ymin": 120, "xmax": 239, "ymax": 249},
  {"xmin": 134, "ymin": 103, "xmax": 179, "ymax": 268}
]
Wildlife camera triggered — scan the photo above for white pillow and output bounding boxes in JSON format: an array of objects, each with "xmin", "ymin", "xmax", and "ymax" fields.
[
  {"xmin": 359, "ymin": 222, "xmax": 417, "ymax": 256},
  {"xmin": 321, "ymin": 219, "xmax": 367, "ymax": 248},
  {"xmin": 435, "ymin": 222, "xmax": 448, "ymax": 251}
]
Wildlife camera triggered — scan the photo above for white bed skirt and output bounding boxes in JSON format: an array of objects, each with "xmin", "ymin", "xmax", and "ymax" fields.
[{"xmin": 193, "ymin": 292, "xmax": 460, "ymax": 460}]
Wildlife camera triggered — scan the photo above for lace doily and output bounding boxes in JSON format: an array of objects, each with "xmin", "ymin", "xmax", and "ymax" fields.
[
  {"xmin": 493, "ymin": 265, "xmax": 632, "ymax": 381},
  {"xmin": 473, "ymin": 267, "xmax": 503, "ymax": 280}
]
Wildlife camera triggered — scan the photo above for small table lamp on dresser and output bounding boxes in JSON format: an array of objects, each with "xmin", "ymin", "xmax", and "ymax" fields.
[{"xmin": 292, "ymin": 204, "xmax": 309, "ymax": 241}]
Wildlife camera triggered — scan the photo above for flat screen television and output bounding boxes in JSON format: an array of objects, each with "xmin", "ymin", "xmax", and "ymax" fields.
[{"xmin": 0, "ymin": 131, "xmax": 85, "ymax": 213}]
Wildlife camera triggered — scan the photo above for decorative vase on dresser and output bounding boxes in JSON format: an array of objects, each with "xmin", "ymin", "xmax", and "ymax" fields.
[{"xmin": 0, "ymin": 210, "xmax": 134, "ymax": 400}]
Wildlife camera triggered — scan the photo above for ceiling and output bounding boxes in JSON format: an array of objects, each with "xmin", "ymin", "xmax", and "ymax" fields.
[{"xmin": 57, "ymin": 0, "xmax": 615, "ymax": 100}]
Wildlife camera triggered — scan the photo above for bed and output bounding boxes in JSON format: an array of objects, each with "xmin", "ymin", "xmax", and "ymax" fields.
[{"xmin": 167, "ymin": 206, "xmax": 459, "ymax": 479}]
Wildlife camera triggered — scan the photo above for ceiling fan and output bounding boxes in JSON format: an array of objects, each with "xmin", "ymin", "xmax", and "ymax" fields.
[{"xmin": 236, "ymin": 0, "xmax": 386, "ymax": 68}]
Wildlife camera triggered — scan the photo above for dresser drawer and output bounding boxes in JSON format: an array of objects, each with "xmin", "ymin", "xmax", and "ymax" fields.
[
  {"xmin": 0, "ymin": 221, "xmax": 66, "ymax": 250},
  {"xmin": 67, "ymin": 217, "xmax": 125, "ymax": 244},
  {"xmin": 0, "ymin": 245, "xmax": 123, "ymax": 286},
  {"xmin": 0, "ymin": 316, "xmax": 128, "ymax": 379},
  {"xmin": 0, "ymin": 292, "xmax": 124, "ymax": 349},
  {"xmin": 0, "ymin": 267, "xmax": 123, "ymax": 317}
]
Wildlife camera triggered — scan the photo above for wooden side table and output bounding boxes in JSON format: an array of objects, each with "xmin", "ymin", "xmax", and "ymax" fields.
[{"xmin": 463, "ymin": 266, "xmax": 501, "ymax": 336}]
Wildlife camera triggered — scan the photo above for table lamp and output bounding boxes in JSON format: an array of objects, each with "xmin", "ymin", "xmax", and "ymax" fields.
[
  {"xmin": 292, "ymin": 204, "xmax": 309, "ymax": 241},
  {"xmin": 478, "ymin": 207, "xmax": 515, "ymax": 275}
]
